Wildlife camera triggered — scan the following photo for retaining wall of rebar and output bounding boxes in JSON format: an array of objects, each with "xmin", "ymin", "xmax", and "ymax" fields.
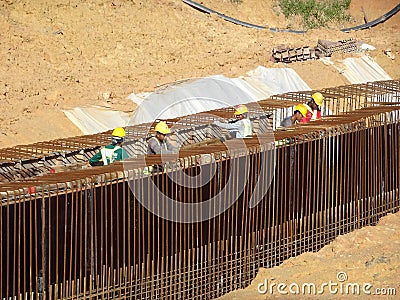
[{"xmin": 1, "ymin": 105, "xmax": 400, "ymax": 299}]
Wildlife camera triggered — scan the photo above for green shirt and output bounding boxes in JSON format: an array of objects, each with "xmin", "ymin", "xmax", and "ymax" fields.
[{"xmin": 89, "ymin": 144, "xmax": 129, "ymax": 166}]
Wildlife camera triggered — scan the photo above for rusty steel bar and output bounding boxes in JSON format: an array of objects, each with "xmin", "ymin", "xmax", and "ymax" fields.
[
  {"xmin": 1, "ymin": 80, "xmax": 399, "ymax": 179},
  {"xmin": 0, "ymin": 81, "xmax": 400, "ymax": 299}
]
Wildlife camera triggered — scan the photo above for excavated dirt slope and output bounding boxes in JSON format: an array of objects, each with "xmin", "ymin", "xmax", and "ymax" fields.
[
  {"xmin": 0, "ymin": 0, "xmax": 399, "ymax": 147},
  {"xmin": 1, "ymin": 1, "xmax": 399, "ymax": 299},
  {"xmin": 218, "ymin": 211, "xmax": 400, "ymax": 299}
]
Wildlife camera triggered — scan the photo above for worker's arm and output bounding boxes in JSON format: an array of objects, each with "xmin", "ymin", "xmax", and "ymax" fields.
[
  {"xmin": 148, "ymin": 138, "xmax": 162, "ymax": 154},
  {"xmin": 148, "ymin": 137, "xmax": 177, "ymax": 154},
  {"xmin": 89, "ymin": 150, "xmax": 103, "ymax": 166},
  {"xmin": 165, "ymin": 139, "xmax": 178, "ymax": 153},
  {"xmin": 121, "ymin": 148, "xmax": 129, "ymax": 159},
  {"xmin": 214, "ymin": 120, "xmax": 242, "ymax": 131},
  {"xmin": 115, "ymin": 148, "xmax": 129, "ymax": 161},
  {"xmin": 280, "ymin": 116, "xmax": 293, "ymax": 128}
]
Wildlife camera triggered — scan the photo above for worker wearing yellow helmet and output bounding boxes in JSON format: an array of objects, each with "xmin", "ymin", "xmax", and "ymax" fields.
[
  {"xmin": 280, "ymin": 104, "xmax": 307, "ymax": 128},
  {"xmin": 301, "ymin": 92, "xmax": 324, "ymax": 123},
  {"xmin": 213, "ymin": 104, "xmax": 253, "ymax": 138},
  {"xmin": 89, "ymin": 127, "xmax": 129, "ymax": 166},
  {"xmin": 147, "ymin": 121, "xmax": 178, "ymax": 155}
]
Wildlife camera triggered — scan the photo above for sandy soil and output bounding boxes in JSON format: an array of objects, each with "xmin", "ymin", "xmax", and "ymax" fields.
[
  {"xmin": 0, "ymin": 0, "xmax": 399, "ymax": 298},
  {"xmin": 0, "ymin": 0, "xmax": 399, "ymax": 147},
  {"xmin": 218, "ymin": 210, "xmax": 400, "ymax": 299}
]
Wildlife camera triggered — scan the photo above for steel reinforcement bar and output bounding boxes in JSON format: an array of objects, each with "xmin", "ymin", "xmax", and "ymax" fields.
[
  {"xmin": 0, "ymin": 80, "xmax": 399, "ymax": 183},
  {"xmin": 0, "ymin": 103, "xmax": 400, "ymax": 299}
]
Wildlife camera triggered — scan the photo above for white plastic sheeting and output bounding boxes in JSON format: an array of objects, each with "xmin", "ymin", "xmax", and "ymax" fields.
[
  {"xmin": 342, "ymin": 56, "xmax": 392, "ymax": 84},
  {"xmin": 63, "ymin": 60, "xmax": 393, "ymax": 134},
  {"xmin": 129, "ymin": 67, "xmax": 311, "ymax": 125},
  {"xmin": 333, "ymin": 55, "xmax": 391, "ymax": 84},
  {"xmin": 127, "ymin": 91, "xmax": 152, "ymax": 106},
  {"xmin": 129, "ymin": 75, "xmax": 251, "ymax": 125},
  {"xmin": 246, "ymin": 66, "xmax": 311, "ymax": 94},
  {"xmin": 63, "ymin": 107, "xmax": 131, "ymax": 135},
  {"xmin": 63, "ymin": 66, "xmax": 312, "ymax": 133}
]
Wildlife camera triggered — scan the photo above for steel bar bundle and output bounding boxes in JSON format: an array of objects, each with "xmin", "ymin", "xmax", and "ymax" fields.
[
  {"xmin": 316, "ymin": 39, "xmax": 359, "ymax": 57},
  {"xmin": 272, "ymin": 45, "xmax": 317, "ymax": 63}
]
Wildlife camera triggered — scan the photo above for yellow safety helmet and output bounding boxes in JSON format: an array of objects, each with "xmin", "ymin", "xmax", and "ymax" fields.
[
  {"xmin": 295, "ymin": 104, "xmax": 308, "ymax": 117},
  {"xmin": 312, "ymin": 92, "xmax": 324, "ymax": 106},
  {"xmin": 154, "ymin": 121, "xmax": 171, "ymax": 135},
  {"xmin": 112, "ymin": 127, "xmax": 126, "ymax": 138},
  {"xmin": 234, "ymin": 104, "xmax": 249, "ymax": 116}
]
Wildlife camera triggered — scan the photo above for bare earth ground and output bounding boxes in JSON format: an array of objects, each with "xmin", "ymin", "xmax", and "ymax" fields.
[
  {"xmin": 0, "ymin": 0, "xmax": 399, "ymax": 147},
  {"xmin": 0, "ymin": 0, "xmax": 399, "ymax": 298},
  {"xmin": 218, "ymin": 210, "xmax": 400, "ymax": 300}
]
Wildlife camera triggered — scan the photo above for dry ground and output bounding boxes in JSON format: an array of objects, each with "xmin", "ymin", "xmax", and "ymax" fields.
[
  {"xmin": 1, "ymin": 0, "xmax": 400, "ymax": 299},
  {"xmin": 0, "ymin": 0, "xmax": 399, "ymax": 146},
  {"xmin": 218, "ymin": 210, "xmax": 400, "ymax": 300}
]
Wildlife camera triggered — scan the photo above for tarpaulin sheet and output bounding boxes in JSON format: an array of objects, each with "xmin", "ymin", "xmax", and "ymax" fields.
[
  {"xmin": 129, "ymin": 75, "xmax": 249, "ymax": 125},
  {"xmin": 246, "ymin": 66, "xmax": 311, "ymax": 94},
  {"xmin": 130, "ymin": 67, "xmax": 311, "ymax": 125},
  {"xmin": 63, "ymin": 66, "xmax": 312, "ymax": 133},
  {"xmin": 63, "ymin": 107, "xmax": 131, "ymax": 135},
  {"xmin": 337, "ymin": 55, "xmax": 391, "ymax": 84}
]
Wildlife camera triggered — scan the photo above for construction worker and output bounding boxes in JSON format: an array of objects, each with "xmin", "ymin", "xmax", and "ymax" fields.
[
  {"xmin": 147, "ymin": 121, "xmax": 178, "ymax": 155},
  {"xmin": 89, "ymin": 127, "xmax": 129, "ymax": 166},
  {"xmin": 301, "ymin": 92, "xmax": 324, "ymax": 123},
  {"xmin": 213, "ymin": 104, "xmax": 253, "ymax": 138},
  {"xmin": 280, "ymin": 104, "xmax": 308, "ymax": 128}
]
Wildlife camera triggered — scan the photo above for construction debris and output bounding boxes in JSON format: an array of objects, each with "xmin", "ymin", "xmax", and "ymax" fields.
[{"xmin": 384, "ymin": 49, "xmax": 396, "ymax": 60}]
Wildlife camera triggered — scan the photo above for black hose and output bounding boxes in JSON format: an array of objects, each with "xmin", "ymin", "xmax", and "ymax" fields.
[
  {"xmin": 183, "ymin": 0, "xmax": 307, "ymax": 33},
  {"xmin": 341, "ymin": 4, "xmax": 400, "ymax": 32},
  {"xmin": 182, "ymin": 0, "xmax": 267, "ymax": 30},
  {"xmin": 182, "ymin": 0, "xmax": 306, "ymax": 34},
  {"xmin": 183, "ymin": 0, "xmax": 400, "ymax": 35},
  {"xmin": 269, "ymin": 27, "xmax": 306, "ymax": 34}
]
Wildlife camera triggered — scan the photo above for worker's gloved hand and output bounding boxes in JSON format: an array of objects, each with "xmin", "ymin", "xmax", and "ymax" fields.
[
  {"xmin": 213, "ymin": 120, "xmax": 222, "ymax": 126},
  {"xmin": 228, "ymin": 118, "xmax": 238, "ymax": 124}
]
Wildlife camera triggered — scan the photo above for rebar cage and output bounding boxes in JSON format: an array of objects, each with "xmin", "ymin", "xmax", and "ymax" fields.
[{"xmin": 0, "ymin": 80, "xmax": 400, "ymax": 299}]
